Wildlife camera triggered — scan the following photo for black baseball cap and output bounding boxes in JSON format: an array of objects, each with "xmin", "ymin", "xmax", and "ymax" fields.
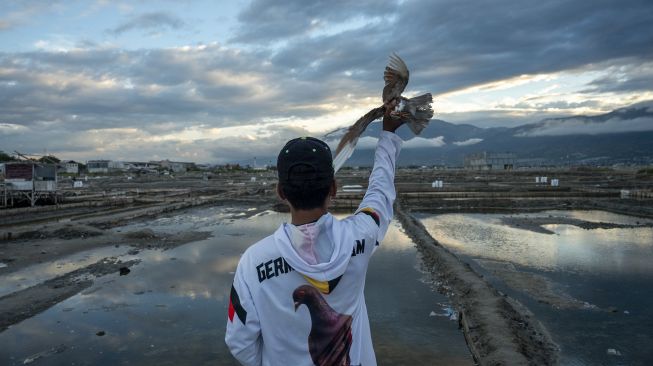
[{"xmin": 277, "ymin": 137, "xmax": 334, "ymax": 186}]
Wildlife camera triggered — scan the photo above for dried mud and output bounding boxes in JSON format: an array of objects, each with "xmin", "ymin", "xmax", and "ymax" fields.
[
  {"xmin": 474, "ymin": 260, "xmax": 590, "ymax": 310},
  {"xmin": 500, "ymin": 216, "xmax": 653, "ymax": 234}
]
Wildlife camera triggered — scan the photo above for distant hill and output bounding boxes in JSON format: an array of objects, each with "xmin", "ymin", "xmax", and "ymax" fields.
[{"xmin": 334, "ymin": 101, "xmax": 653, "ymax": 167}]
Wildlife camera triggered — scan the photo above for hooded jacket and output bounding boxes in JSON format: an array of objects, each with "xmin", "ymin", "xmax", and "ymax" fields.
[{"xmin": 226, "ymin": 131, "xmax": 402, "ymax": 366}]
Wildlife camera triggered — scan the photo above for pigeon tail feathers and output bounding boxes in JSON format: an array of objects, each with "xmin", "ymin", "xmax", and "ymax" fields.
[
  {"xmin": 332, "ymin": 106, "xmax": 384, "ymax": 173},
  {"xmin": 332, "ymin": 140, "xmax": 356, "ymax": 174}
]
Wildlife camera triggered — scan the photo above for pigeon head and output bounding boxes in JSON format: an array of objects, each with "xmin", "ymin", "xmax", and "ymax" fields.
[{"xmin": 293, "ymin": 284, "xmax": 321, "ymax": 311}]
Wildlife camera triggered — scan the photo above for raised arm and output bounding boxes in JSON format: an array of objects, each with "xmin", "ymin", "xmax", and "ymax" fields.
[{"xmin": 355, "ymin": 104, "xmax": 403, "ymax": 242}]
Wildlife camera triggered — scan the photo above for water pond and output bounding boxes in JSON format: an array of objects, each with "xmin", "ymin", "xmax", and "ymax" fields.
[
  {"xmin": 0, "ymin": 207, "xmax": 472, "ymax": 365},
  {"xmin": 418, "ymin": 210, "xmax": 653, "ymax": 366}
]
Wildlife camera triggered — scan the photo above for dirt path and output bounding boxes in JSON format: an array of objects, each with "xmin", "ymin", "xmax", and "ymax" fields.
[{"xmin": 395, "ymin": 202, "xmax": 559, "ymax": 366}]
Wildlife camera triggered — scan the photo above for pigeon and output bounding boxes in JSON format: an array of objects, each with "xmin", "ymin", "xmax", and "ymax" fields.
[
  {"xmin": 293, "ymin": 285, "xmax": 353, "ymax": 366},
  {"xmin": 332, "ymin": 53, "xmax": 434, "ymax": 172}
]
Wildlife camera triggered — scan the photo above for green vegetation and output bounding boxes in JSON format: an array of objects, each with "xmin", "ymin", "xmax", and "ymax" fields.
[
  {"xmin": 0, "ymin": 151, "xmax": 18, "ymax": 162},
  {"xmin": 38, "ymin": 155, "xmax": 61, "ymax": 164}
]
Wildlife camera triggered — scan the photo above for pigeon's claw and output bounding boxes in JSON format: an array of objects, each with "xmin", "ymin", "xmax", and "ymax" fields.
[{"xmin": 389, "ymin": 109, "xmax": 408, "ymax": 119}]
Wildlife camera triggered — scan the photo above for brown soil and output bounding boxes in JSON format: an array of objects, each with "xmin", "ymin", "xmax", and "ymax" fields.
[{"xmin": 501, "ymin": 216, "xmax": 653, "ymax": 234}]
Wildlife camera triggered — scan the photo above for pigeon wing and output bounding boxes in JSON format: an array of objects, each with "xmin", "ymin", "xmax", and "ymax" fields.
[
  {"xmin": 332, "ymin": 106, "xmax": 385, "ymax": 173},
  {"xmin": 382, "ymin": 53, "xmax": 409, "ymax": 103}
]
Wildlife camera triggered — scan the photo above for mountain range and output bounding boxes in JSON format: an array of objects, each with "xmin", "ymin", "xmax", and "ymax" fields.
[{"xmin": 327, "ymin": 101, "xmax": 653, "ymax": 167}]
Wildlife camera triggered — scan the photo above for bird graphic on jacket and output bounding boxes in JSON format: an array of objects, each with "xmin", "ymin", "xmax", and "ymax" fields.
[{"xmin": 293, "ymin": 285, "xmax": 353, "ymax": 366}]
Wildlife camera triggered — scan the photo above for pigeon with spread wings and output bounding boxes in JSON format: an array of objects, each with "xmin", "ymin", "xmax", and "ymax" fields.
[{"xmin": 332, "ymin": 53, "xmax": 434, "ymax": 172}]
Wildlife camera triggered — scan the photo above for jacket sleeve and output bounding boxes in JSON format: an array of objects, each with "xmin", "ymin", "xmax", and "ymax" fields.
[
  {"xmin": 225, "ymin": 259, "xmax": 262, "ymax": 366},
  {"xmin": 354, "ymin": 131, "xmax": 402, "ymax": 243}
]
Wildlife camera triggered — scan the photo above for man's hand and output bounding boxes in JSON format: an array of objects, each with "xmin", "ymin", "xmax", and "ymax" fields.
[{"xmin": 382, "ymin": 99, "xmax": 403, "ymax": 133}]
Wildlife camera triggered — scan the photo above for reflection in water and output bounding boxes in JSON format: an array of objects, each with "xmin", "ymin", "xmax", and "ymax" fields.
[
  {"xmin": 418, "ymin": 210, "xmax": 653, "ymax": 366},
  {"xmin": 0, "ymin": 246, "xmax": 129, "ymax": 297},
  {"xmin": 419, "ymin": 211, "xmax": 653, "ymax": 275},
  {"xmin": 0, "ymin": 207, "xmax": 471, "ymax": 365}
]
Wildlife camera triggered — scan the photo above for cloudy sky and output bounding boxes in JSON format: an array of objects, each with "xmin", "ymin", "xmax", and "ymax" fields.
[{"xmin": 1, "ymin": 0, "xmax": 652, "ymax": 164}]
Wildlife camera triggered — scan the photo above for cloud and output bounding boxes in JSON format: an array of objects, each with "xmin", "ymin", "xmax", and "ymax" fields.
[
  {"xmin": 109, "ymin": 12, "xmax": 185, "ymax": 35},
  {"xmin": 209, "ymin": 125, "xmax": 312, "ymax": 164},
  {"xmin": 582, "ymin": 61, "xmax": 653, "ymax": 94},
  {"xmin": 453, "ymin": 138, "xmax": 483, "ymax": 146},
  {"xmin": 239, "ymin": 0, "xmax": 653, "ymax": 95},
  {"xmin": 0, "ymin": 1, "xmax": 64, "ymax": 32},
  {"xmin": 0, "ymin": 123, "xmax": 29, "ymax": 135},
  {"xmin": 231, "ymin": 0, "xmax": 397, "ymax": 43},
  {"xmin": 403, "ymin": 136, "xmax": 446, "ymax": 148},
  {"xmin": 343, "ymin": 135, "xmax": 447, "ymax": 150},
  {"xmin": 516, "ymin": 116, "xmax": 653, "ymax": 136}
]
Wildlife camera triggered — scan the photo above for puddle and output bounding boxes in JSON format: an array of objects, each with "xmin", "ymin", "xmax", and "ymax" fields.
[
  {"xmin": 418, "ymin": 210, "xmax": 653, "ymax": 366},
  {"xmin": 0, "ymin": 207, "xmax": 472, "ymax": 365},
  {"xmin": 0, "ymin": 246, "xmax": 129, "ymax": 297},
  {"xmin": 418, "ymin": 211, "xmax": 653, "ymax": 274}
]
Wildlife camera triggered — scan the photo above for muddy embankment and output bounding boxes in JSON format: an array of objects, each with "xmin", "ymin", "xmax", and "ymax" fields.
[
  {"xmin": 500, "ymin": 215, "xmax": 653, "ymax": 234},
  {"xmin": 395, "ymin": 202, "xmax": 559, "ymax": 366}
]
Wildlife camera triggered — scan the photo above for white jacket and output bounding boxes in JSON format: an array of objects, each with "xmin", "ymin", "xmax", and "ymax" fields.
[{"xmin": 226, "ymin": 131, "xmax": 402, "ymax": 366}]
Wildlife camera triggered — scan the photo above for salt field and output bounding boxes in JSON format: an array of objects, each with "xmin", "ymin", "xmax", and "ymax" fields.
[
  {"xmin": 419, "ymin": 210, "xmax": 653, "ymax": 365},
  {"xmin": 0, "ymin": 207, "xmax": 472, "ymax": 365}
]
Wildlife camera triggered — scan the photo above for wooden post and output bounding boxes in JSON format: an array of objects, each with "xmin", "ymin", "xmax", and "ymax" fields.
[{"xmin": 31, "ymin": 163, "xmax": 36, "ymax": 207}]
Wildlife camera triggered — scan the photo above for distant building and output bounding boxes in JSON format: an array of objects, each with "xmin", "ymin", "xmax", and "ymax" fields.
[
  {"xmin": 87, "ymin": 160, "xmax": 111, "ymax": 173},
  {"xmin": 120, "ymin": 161, "xmax": 159, "ymax": 172},
  {"xmin": 196, "ymin": 163, "xmax": 214, "ymax": 171},
  {"xmin": 3, "ymin": 161, "xmax": 57, "ymax": 206},
  {"xmin": 108, "ymin": 161, "xmax": 125, "ymax": 170},
  {"xmin": 464, "ymin": 152, "xmax": 516, "ymax": 170},
  {"xmin": 158, "ymin": 160, "xmax": 194, "ymax": 173},
  {"xmin": 60, "ymin": 161, "xmax": 79, "ymax": 174}
]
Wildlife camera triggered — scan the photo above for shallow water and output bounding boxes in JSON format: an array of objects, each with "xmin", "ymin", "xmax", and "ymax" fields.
[
  {"xmin": 0, "ymin": 207, "xmax": 472, "ymax": 365},
  {"xmin": 0, "ymin": 246, "xmax": 129, "ymax": 297},
  {"xmin": 418, "ymin": 210, "xmax": 653, "ymax": 366}
]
